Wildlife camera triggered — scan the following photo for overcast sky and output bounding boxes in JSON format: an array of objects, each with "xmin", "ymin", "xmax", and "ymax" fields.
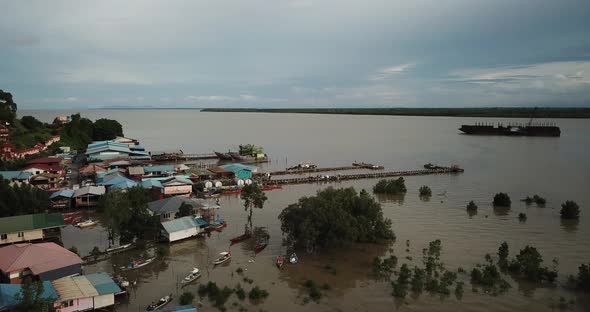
[{"xmin": 1, "ymin": 0, "xmax": 590, "ymax": 109}]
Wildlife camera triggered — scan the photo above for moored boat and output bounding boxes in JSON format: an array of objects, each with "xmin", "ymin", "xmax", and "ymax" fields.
[
  {"xmin": 106, "ymin": 243, "xmax": 133, "ymax": 253},
  {"xmin": 289, "ymin": 253, "xmax": 298, "ymax": 264},
  {"xmin": 75, "ymin": 219, "xmax": 97, "ymax": 228},
  {"xmin": 260, "ymin": 185, "xmax": 282, "ymax": 191},
  {"xmin": 276, "ymin": 256, "xmax": 284, "ymax": 269},
  {"xmin": 213, "ymin": 251, "xmax": 231, "ymax": 265},
  {"xmin": 146, "ymin": 294, "xmax": 172, "ymax": 311},
  {"xmin": 214, "ymin": 151, "xmax": 233, "ymax": 160},
  {"xmin": 120, "ymin": 257, "xmax": 155, "ymax": 271},
  {"xmin": 230, "ymin": 233, "xmax": 252, "ymax": 245},
  {"xmin": 181, "ymin": 268, "xmax": 201, "ymax": 286}
]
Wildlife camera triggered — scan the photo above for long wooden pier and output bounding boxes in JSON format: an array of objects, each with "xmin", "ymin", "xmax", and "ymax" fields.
[
  {"xmin": 152, "ymin": 153, "xmax": 219, "ymax": 161},
  {"xmin": 266, "ymin": 168, "xmax": 463, "ymax": 185},
  {"xmin": 265, "ymin": 165, "xmax": 383, "ymax": 176}
]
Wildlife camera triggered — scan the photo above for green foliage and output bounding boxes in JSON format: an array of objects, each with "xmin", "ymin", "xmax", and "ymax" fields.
[
  {"xmin": 248, "ymin": 286, "xmax": 269, "ymax": 302},
  {"xmin": 240, "ymin": 183, "xmax": 268, "ymax": 229},
  {"xmin": 0, "ymin": 178, "xmax": 49, "ymax": 217},
  {"xmin": 0, "ymin": 89, "xmax": 17, "ymax": 123},
  {"xmin": 569, "ymin": 263, "xmax": 590, "ymax": 290},
  {"xmin": 279, "ymin": 187, "xmax": 395, "ymax": 252},
  {"xmin": 454, "ymin": 281, "xmax": 464, "ymax": 300},
  {"xmin": 372, "ymin": 255, "xmax": 398, "ymax": 278},
  {"xmin": 179, "ymin": 291, "xmax": 195, "ymax": 305},
  {"xmin": 493, "ymin": 193, "xmax": 511, "ymax": 207},
  {"xmin": 391, "ymin": 264, "xmax": 411, "ymax": 298},
  {"xmin": 304, "ymin": 280, "xmax": 322, "ymax": 301},
  {"xmin": 507, "ymin": 245, "xmax": 558, "ymax": 283},
  {"xmin": 560, "ymin": 201, "xmax": 580, "ymax": 219},
  {"xmin": 20, "ymin": 116, "xmax": 44, "ymax": 130},
  {"xmin": 373, "ymin": 178, "xmax": 407, "ymax": 195},
  {"xmin": 418, "ymin": 185, "xmax": 432, "ymax": 197},
  {"xmin": 68, "ymin": 246, "xmax": 79, "ymax": 256},
  {"xmin": 235, "ymin": 284, "xmax": 246, "ymax": 300},
  {"xmin": 523, "ymin": 194, "xmax": 546, "ymax": 206},
  {"xmin": 239, "ymin": 144, "xmax": 263, "ymax": 156},
  {"xmin": 90, "ymin": 246, "xmax": 101, "ymax": 259},
  {"xmin": 466, "ymin": 201, "xmax": 478, "ymax": 211},
  {"xmin": 518, "ymin": 213, "xmax": 527, "ymax": 222},
  {"xmin": 59, "ymin": 113, "xmax": 94, "ymax": 150},
  {"xmin": 92, "ymin": 118, "xmax": 123, "ymax": 141},
  {"xmin": 197, "ymin": 282, "xmax": 236, "ymax": 308},
  {"xmin": 498, "ymin": 242, "xmax": 509, "ymax": 270},
  {"xmin": 14, "ymin": 279, "xmax": 55, "ymax": 312}
]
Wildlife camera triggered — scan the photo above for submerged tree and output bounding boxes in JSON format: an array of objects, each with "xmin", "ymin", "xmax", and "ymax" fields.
[
  {"xmin": 373, "ymin": 178, "xmax": 407, "ymax": 195},
  {"xmin": 560, "ymin": 201, "xmax": 580, "ymax": 219},
  {"xmin": 466, "ymin": 201, "xmax": 478, "ymax": 211},
  {"xmin": 240, "ymin": 183, "xmax": 268, "ymax": 231},
  {"xmin": 279, "ymin": 187, "xmax": 394, "ymax": 252},
  {"xmin": 14, "ymin": 279, "xmax": 55, "ymax": 312},
  {"xmin": 419, "ymin": 185, "xmax": 432, "ymax": 197},
  {"xmin": 493, "ymin": 193, "xmax": 511, "ymax": 207}
]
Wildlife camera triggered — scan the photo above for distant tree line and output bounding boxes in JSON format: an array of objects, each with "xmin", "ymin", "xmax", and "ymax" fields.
[{"xmin": 61, "ymin": 113, "xmax": 123, "ymax": 150}]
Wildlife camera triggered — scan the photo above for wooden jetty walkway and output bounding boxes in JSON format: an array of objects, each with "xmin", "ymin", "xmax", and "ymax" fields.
[
  {"xmin": 267, "ymin": 167, "xmax": 463, "ymax": 185},
  {"xmin": 265, "ymin": 164, "xmax": 383, "ymax": 176},
  {"xmin": 152, "ymin": 152, "xmax": 219, "ymax": 161}
]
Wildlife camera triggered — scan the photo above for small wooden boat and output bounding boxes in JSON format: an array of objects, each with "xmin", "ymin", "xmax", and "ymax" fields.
[
  {"xmin": 181, "ymin": 268, "xmax": 201, "ymax": 286},
  {"xmin": 213, "ymin": 251, "xmax": 231, "ymax": 265},
  {"xmin": 260, "ymin": 185, "xmax": 282, "ymax": 191},
  {"xmin": 120, "ymin": 257, "xmax": 155, "ymax": 271},
  {"xmin": 106, "ymin": 243, "xmax": 133, "ymax": 253},
  {"xmin": 289, "ymin": 253, "xmax": 298, "ymax": 264},
  {"xmin": 214, "ymin": 151, "xmax": 233, "ymax": 160},
  {"xmin": 63, "ymin": 211, "xmax": 84, "ymax": 224},
  {"xmin": 75, "ymin": 219, "xmax": 97, "ymax": 228},
  {"xmin": 276, "ymin": 256, "xmax": 284, "ymax": 269},
  {"xmin": 146, "ymin": 294, "xmax": 172, "ymax": 311},
  {"xmin": 213, "ymin": 221, "xmax": 227, "ymax": 232},
  {"xmin": 223, "ymin": 188, "xmax": 242, "ymax": 195},
  {"xmin": 230, "ymin": 233, "xmax": 251, "ymax": 245}
]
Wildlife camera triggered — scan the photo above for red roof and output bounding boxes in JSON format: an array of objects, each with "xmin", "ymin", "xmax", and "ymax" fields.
[
  {"xmin": 79, "ymin": 164, "xmax": 106, "ymax": 175},
  {"xmin": 0, "ymin": 243, "xmax": 82, "ymax": 275},
  {"xmin": 27, "ymin": 157, "xmax": 63, "ymax": 165},
  {"xmin": 22, "ymin": 164, "xmax": 63, "ymax": 171}
]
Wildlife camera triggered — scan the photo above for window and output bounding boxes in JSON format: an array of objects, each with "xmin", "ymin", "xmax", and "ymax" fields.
[
  {"xmin": 0, "ymin": 234, "xmax": 6, "ymax": 240},
  {"xmin": 17, "ymin": 232, "xmax": 24, "ymax": 238},
  {"xmin": 62, "ymin": 300, "xmax": 74, "ymax": 307}
]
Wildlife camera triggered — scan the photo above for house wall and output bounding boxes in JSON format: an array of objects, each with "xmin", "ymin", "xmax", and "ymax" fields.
[
  {"xmin": 38, "ymin": 264, "xmax": 82, "ymax": 281},
  {"xmin": 159, "ymin": 212, "xmax": 176, "ymax": 222},
  {"xmin": 0, "ymin": 229, "xmax": 43, "ymax": 245},
  {"xmin": 3, "ymin": 269, "xmax": 32, "ymax": 284},
  {"xmin": 93, "ymin": 294, "xmax": 114, "ymax": 309},
  {"xmin": 169, "ymin": 227, "xmax": 198, "ymax": 242},
  {"xmin": 163, "ymin": 185, "xmax": 192, "ymax": 195},
  {"xmin": 55, "ymin": 297, "xmax": 94, "ymax": 312}
]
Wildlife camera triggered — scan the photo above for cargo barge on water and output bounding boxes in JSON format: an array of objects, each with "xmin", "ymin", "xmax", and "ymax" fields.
[{"xmin": 459, "ymin": 122, "xmax": 560, "ymax": 137}]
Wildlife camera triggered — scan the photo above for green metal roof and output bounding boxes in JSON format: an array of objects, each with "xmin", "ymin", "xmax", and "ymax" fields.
[
  {"xmin": 161, "ymin": 216, "xmax": 198, "ymax": 233},
  {"xmin": 85, "ymin": 272, "xmax": 122, "ymax": 295},
  {"xmin": 0, "ymin": 213, "xmax": 65, "ymax": 234}
]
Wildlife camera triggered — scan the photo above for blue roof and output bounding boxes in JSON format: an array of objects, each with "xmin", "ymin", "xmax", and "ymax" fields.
[
  {"xmin": 220, "ymin": 163, "xmax": 257, "ymax": 173},
  {"xmin": 194, "ymin": 218, "xmax": 208, "ymax": 227},
  {"xmin": 96, "ymin": 168, "xmax": 123, "ymax": 179},
  {"xmin": 0, "ymin": 171, "xmax": 32, "ymax": 180},
  {"xmin": 141, "ymin": 179, "xmax": 163, "ymax": 189},
  {"xmin": 84, "ymin": 272, "xmax": 122, "ymax": 295},
  {"xmin": 161, "ymin": 216, "xmax": 198, "ymax": 233},
  {"xmin": 98, "ymin": 175, "xmax": 136, "ymax": 186},
  {"xmin": 162, "ymin": 306, "xmax": 198, "ymax": 312},
  {"xmin": 0, "ymin": 281, "xmax": 57, "ymax": 309},
  {"xmin": 144, "ymin": 165, "xmax": 175, "ymax": 173},
  {"xmin": 141, "ymin": 175, "xmax": 191, "ymax": 182},
  {"xmin": 110, "ymin": 180, "xmax": 139, "ymax": 190},
  {"xmin": 49, "ymin": 189, "xmax": 75, "ymax": 199}
]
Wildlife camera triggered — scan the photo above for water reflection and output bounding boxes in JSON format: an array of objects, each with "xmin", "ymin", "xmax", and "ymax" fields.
[
  {"xmin": 375, "ymin": 193, "xmax": 406, "ymax": 205},
  {"xmin": 493, "ymin": 206, "xmax": 511, "ymax": 216},
  {"xmin": 560, "ymin": 218, "xmax": 579, "ymax": 233}
]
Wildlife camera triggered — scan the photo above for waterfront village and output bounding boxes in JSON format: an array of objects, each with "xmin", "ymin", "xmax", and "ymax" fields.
[{"xmin": 0, "ymin": 115, "xmax": 462, "ymax": 312}]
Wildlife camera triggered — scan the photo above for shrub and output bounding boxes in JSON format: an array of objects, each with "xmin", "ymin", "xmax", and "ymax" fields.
[
  {"xmin": 508, "ymin": 246, "xmax": 558, "ymax": 283},
  {"xmin": 533, "ymin": 195, "xmax": 546, "ymax": 205},
  {"xmin": 391, "ymin": 264, "xmax": 411, "ymax": 298},
  {"xmin": 248, "ymin": 286, "xmax": 269, "ymax": 301},
  {"xmin": 493, "ymin": 193, "xmax": 511, "ymax": 207},
  {"xmin": 235, "ymin": 284, "xmax": 246, "ymax": 300},
  {"xmin": 373, "ymin": 178, "xmax": 407, "ymax": 195},
  {"xmin": 572, "ymin": 263, "xmax": 590, "ymax": 290},
  {"xmin": 466, "ymin": 201, "xmax": 478, "ymax": 211},
  {"xmin": 419, "ymin": 185, "xmax": 432, "ymax": 197},
  {"xmin": 179, "ymin": 291, "xmax": 194, "ymax": 305},
  {"xmin": 560, "ymin": 201, "xmax": 580, "ymax": 219}
]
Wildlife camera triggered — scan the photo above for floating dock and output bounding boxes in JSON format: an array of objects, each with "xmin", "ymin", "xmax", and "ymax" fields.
[{"xmin": 266, "ymin": 167, "xmax": 463, "ymax": 185}]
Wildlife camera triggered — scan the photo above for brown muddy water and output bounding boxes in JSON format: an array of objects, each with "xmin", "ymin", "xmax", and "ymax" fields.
[{"xmin": 25, "ymin": 110, "xmax": 590, "ymax": 311}]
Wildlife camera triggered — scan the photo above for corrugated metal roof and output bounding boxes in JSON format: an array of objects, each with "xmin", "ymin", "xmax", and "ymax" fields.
[
  {"xmin": 161, "ymin": 216, "xmax": 198, "ymax": 233},
  {"xmin": 220, "ymin": 163, "xmax": 257, "ymax": 173},
  {"xmin": 144, "ymin": 165, "xmax": 175, "ymax": 173},
  {"xmin": 141, "ymin": 179, "xmax": 163, "ymax": 189},
  {"xmin": 96, "ymin": 168, "xmax": 124, "ymax": 179},
  {"xmin": 73, "ymin": 185, "xmax": 106, "ymax": 197},
  {"xmin": 50, "ymin": 189, "xmax": 74, "ymax": 199},
  {"xmin": 0, "ymin": 243, "xmax": 82, "ymax": 275},
  {"xmin": 161, "ymin": 176, "xmax": 193, "ymax": 186},
  {"xmin": 0, "ymin": 281, "xmax": 57, "ymax": 309},
  {"xmin": 0, "ymin": 213, "xmax": 65, "ymax": 233},
  {"xmin": 98, "ymin": 175, "xmax": 136, "ymax": 186},
  {"xmin": 147, "ymin": 197, "xmax": 216, "ymax": 214},
  {"xmin": 84, "ymin": 272, "xmax": 121, "ymax": 295},
  {"xmin": 52, "ymin": 275, "xmax": 98, "ymax": 301},
  {"xmin": 0, "ymin": 171, "xmax": 32, "ymax": 180},
  {"xmin": 128, "ymin": 166, "xmax": 145, "ymax": 175},
  {"xmin": 162, "ymin": 305, "xmax": 198, "ymax": 312},
  {"xmin": 194, "ymin": 218, "xmax": 208, "ymax": 227},
  {"xmin": 110, "ymin": 180, "xmax": 139, "ymax": 190},
  {"xmin": 188, "ymin": 168, "xmax": 213, "ymax": 176}
]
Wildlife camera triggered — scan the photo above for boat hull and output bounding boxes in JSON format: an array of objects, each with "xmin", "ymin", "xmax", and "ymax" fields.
[{"xmin": 459, "ymin": 125, "xmax": 560, "ymax": 137}]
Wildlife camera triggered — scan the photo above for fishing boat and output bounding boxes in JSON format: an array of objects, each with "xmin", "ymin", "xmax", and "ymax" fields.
[
  {"xmin": 75, "ymin": 219, "xmax": 97, "ymax": 228},
  {"xmin": 289, "ymin": 253, "xmax": 298, "ymax": 264},
  {"xmin": 276, "ymin": 256, "xmax": 284, "ymax": 269},
  {"xmin": 180, "ymin": 268, "xmax": 201, "ymax": 286},
  {"xmin": 223, "ymin": 188, "xmax": 242, "ymax": 195},
  {"xmin": 230, "ymin": 233, "xmax": 252, "ymax": 245},
  {"xmin": 119, "ymin": 257, "xmax": 155, "ymax": 271},
  {"xmin": 287, "ymin": 162, "xmax": 317, "ymax": 171},
  {"xmin": 229, "ymin": 152, "xmax": 244, "ymax": 161},
  {"xmin": 62, "ymin": 211, "xmax": 84, "ymax": 224},
  {"xmin": 213, "ymin": 221, "xmax": 227, "ymax": 232},
  {"xmin": 214, "ymin": 151, "xmax": 233, "ymax": 160},
  {"xmin": 260, "ymin": 185, "xmax": 282, "ymax": 191},
  {"xmin": 106, "ymin": 243, "xmax": 133, "ymax": 253},
  {"xmin": 146, "ymin": 294, "xmax": 172, "ymax": 311},
  {"xmin": 213, "ymin": 251, "xmax": 231, "ymax": 265}
]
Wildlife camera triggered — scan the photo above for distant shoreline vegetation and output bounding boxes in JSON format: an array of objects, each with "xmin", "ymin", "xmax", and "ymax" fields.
[{"xmin": 200, "ymin": 107, "xmax": 590, "ymax": 118}]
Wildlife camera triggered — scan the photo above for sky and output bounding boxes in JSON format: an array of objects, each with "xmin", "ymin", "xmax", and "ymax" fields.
[{"xmin": 1, "ymin": 0, "xmax": 590, "ymax": 109}]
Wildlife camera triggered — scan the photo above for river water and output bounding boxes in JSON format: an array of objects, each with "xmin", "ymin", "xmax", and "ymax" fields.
[{"xmin": 23, "ymin": 110, "xmax": 590, "ymax": 311}]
